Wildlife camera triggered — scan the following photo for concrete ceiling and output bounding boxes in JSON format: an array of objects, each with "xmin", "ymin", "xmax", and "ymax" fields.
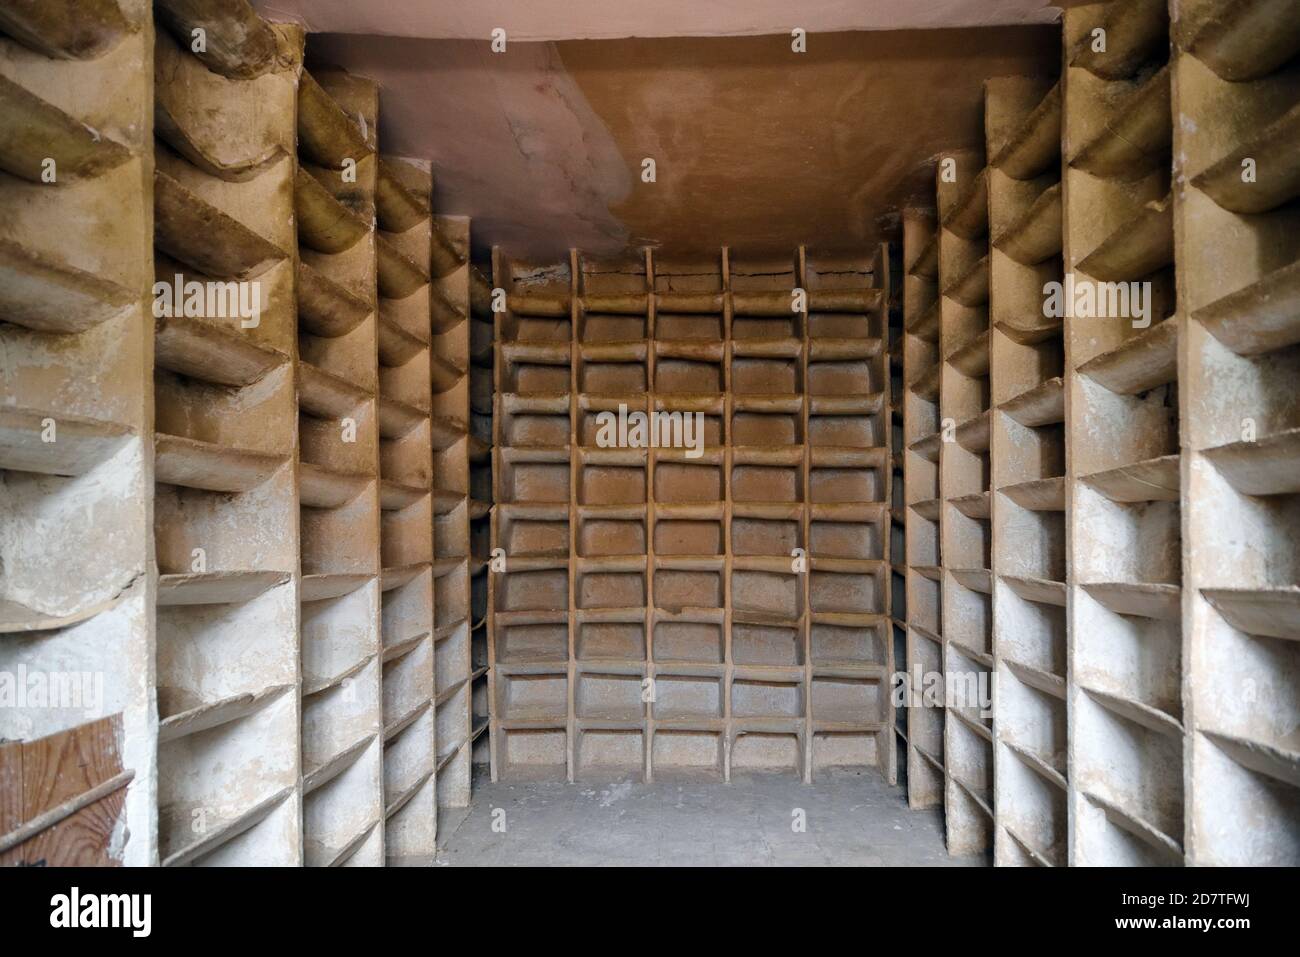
[
  {"xmin": 255, "ymin": 1, "xmax": 1062, "ymax": 41},
  {"xmin": 269, "ymin": 3, "xmax": 1062, "ymax": 261}
]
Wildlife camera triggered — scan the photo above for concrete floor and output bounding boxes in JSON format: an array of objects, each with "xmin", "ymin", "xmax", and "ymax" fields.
[{"xmin": 436, "ymin": 765, "xmax": 989, "ymax": 866}]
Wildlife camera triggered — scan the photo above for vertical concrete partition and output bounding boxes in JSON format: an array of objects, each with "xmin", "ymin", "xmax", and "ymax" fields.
[
  {"xmin": 900, "ymin": 208, "xmax": 945, "ymax": 811},
  {"xmin": 1171, "ymin": 0, "xmax": 1300, "ymax": 865},
  {"xmin": 489, "ymin": 250, "xmax": 576, "ymax": 779},
  {"xmin": 653, "ymin": 250, "xmax": 723, "ymax": 780},
  {"xmin": 150, "ymin": 6, "xmax": 303, "ymax": 866},
  {"xmin": 985, "ymin": 74, "xmax": 1066, "ymax": 867},
  {"xmin": 802, "ymin": 247, "xmax": 895, "ymax": 785},
  {"xmin": 1062, "ymin": 0, "xmax": 1183, "ymax": 866},
  {"xmin": 468, "ymin": 263, "xmax": 494, "ymax": 781},
  {"xmin": 486, "ymin": 246, "xmax": 891, "ymax": 783},
  {"xmin": 0, "ymin": 0, "xmax": 157, "ymax": 866},
  {"xmin": 888, "ymin": 249, "xmax": 908, "ymax": 787},
  {"xmin": 936, "ymin": 145, "xmax": 996, "ymax": 856},
  {"xmin": 374, "ymin": 155, "xmax": 436, "ymax": 864},
  {"xmin": 295, "ymin": 68, "xmax": 384, "ymax": 866},
  {"xmin": 431, "ymin": 216, "xmax": 473, "ymax": 817}
]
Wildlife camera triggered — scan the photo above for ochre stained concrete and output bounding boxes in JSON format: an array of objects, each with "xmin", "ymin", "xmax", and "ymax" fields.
[{"xmin": 307, "ymin": 27, "xmax": 1058, "ymax": 260}]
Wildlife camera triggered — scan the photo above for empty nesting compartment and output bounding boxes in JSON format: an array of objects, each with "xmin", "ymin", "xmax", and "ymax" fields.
[
  {"xmin": 655, "ymin": 568, "xmax": 722, "ymax": 610},
  {"xmin": 733, "ymin": 570, "xmax": 801, "ymax": 620},
  {"xmin": 656, "ymin": 314, "xmax": 721, "ymax": 339},
  {"xmin": 578, "ymin": 570, "xmax": 645, "ymax": 609},
  {"xmin": 504, "ymin": 412, "xmax": 569, "ymax": 446},
  {"xmin": 808, "ymin": 359, "xmax": 874, "ymax": 394},
  {"xmin": 654, "ymin": 518, "xmax": 722, "ymax": 555},
  {"xmin": 503, "ymin": 458, "xmax": 569, "ymax": 503},
  {"xmin": 505, "ymin": 360, "xmax": 569, "ymax": 393},
  {"xmin": 656, "ymin": 358, "xmax": 722, "ymax": 394},
  {"xmin": 497, "ymin": 621, "xmax": 567, "ymax": 663},
  {"xmin": 809, "ymin": 312, "xmax": 873, "ymax": 338},
  {"xmin": 653, "ymin": 621, "xmax": 723, "ymax": 663},
  {"xmin": 579, "ymin": 464, "xmax": 645, "ymax": 504},
  {"xmin": 577, "ymin": 621, "xmax": 646, "ymax": 660},
  {"xmin": 731, "ymin": 732, "xmax": 801, "ymax": 774},
  {"xmin": 813, "ymin": 731, "xmax": 877, "ymax": 769},
  {"xmin": 575, "ymin": 672, "xmax": 644, "ymax": 719},
  {"xmin": 809, "ymin": 414, "xmax": 879, "ymax": 448},
  {"xmin": 652, "ymin": 730, "xmax": 722, "ymax": 773},
  {"xmin": 434, "ymin": 624, "xmax": 469, "ymax": 695},
  {"xmin": 577, "ymin": 729, "xmax": 643, "ymax": 771},
  {"xmin": 578, "ymin": 404, "xmax": 662, "ymax": 446},
  {"xmin": 733, "ymin": 357, "xmax": 799, "ymax": 394},
  {"xmin": 578, "ymin": 515, "xmax": 645, "ymax": 556},
  {"xmin": 733, "ymin": 410, "xmax": 801, "ymax": 445},
  {"xmin": 811, "ymin": 676, "xmax": 883, "ymax": 723},
  {"xmin": 581, "ymin": 313, "xmax": 644, "ymax": 341},
  {"xmin": 433, "ymin": 509, "xmax": 468, "ymax": 561},
  {"xmin": 810, "ymin": 466, "xmax": 880, "ymax": 503},
  {"xmin": 810, "ymin": 519, "xmax": 881, "ymax": 559},
  {"xmin": 503, "ymin": 728, "xmax": 566, "ymax": 771},
  {"xmin": 435, "ymin": 567, "xmax": 469, "ymax": 627},
  {"xmin": 666, "ymin": 409, "xmax": 724, "ymax": 448},
  {"xmin": 654, "ymin": 674, "xmax": 722, "ymax": 718},
  {"xmin": 732, "ymin": 314, "xmax": 795, "ymax": 338},
  {"xmin": 496, "ymin": 567, "xmax": 568, "ymax": 612},
  {"xmin": 503, "ymin": 515, "xmax": 569, "ymax": 556},
  {"xmin": 810, "ymin": 569, "xmax": 881, "ymax": 615},
  {"xmin": 498, "ymin": 672, "xmax": 567, "ymax": 719},
  {"xmin": 581, "ymin": 361, "xmax": 645, "ymax": 393},
  {"xmin": 655, "ymin": 462, "xmax": 722, "ymax": 502},
  {"xmin": 732, "ymin": 515, "xmax": 800, "ymax": 555},
  {"xmin": 509, "ymin": 314, "xmax": 570, "ymax": 343},
  {"xmin": 733, "ymin": 622, "xmax": 803, "ymax": 666},
  {"xmin": 811, "ymin": 622, "xmax": 885, "ymax": 665},
  {"xmin": 732, "ymin": 464, "xmax": 800, "ymax": 502},
  {"xmin": 732, "ymin": 679, "xmax": 803, "ymax": 718}
]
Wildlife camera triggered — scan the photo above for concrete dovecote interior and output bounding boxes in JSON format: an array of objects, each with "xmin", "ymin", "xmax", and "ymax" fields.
[{"xmin": 2, "ymin": 0, "xmax": 1297, "ymax": 870}]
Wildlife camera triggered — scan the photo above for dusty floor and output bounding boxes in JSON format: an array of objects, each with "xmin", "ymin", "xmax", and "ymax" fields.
[{"xmin": 436, "ymin": 766, "xmax": 989, "ymax": 866}]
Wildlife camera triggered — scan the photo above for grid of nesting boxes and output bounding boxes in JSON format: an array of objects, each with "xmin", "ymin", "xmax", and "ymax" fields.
[
  {"xmin": 896, "ymin": 0, "xmax": 1300, "ymax": 866},
  {"xmin": 1, "ymin": 0, "xmax": 479, "ymax": 866},
  {"xmin": 1170, "ymin": 0, "xmax": 1300, "ymax": 866},
  {"xmin": 0, "ymin": 0, "xmax": 157, "ymax": 866},
  {"xmin": 151, "ymin": 10, "xmax": 477, "ymax": 865},
  {"xmin": 1061, "ymin": 0, "xmax": 1183, "ymax": 870},
  {"xmin": 486, "ymin": 246, "xmax": 895, "ymax": 783},
  {"xmin": 292, "ymin": 68, "xmax": 478, "ymax": 860}
]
